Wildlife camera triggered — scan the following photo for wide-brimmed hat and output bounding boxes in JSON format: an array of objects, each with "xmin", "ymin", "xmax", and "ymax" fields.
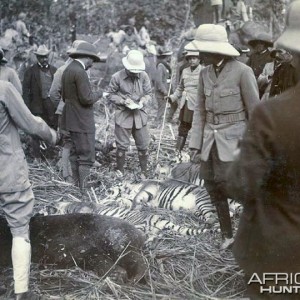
[
  {"xmin": 68, "ymin": 41, "xmax": 101, "ymax": 62},
  {"xmin": 34, "ymin": 45, "xmax": 51, "ymax": 56},
  {"xmin": 66, "ymin": 39, "xmax": 86, "ymax": 54},
  {"xmin": 157, "ymin": 46, "xmax": 173, "ymax": 57},
  {"xmin": 248, "ymin": 32, "xmax": 273, "ymax": 47},
  {"xmin": 185, "ymin": 50, "xmax": 200, "ymax": 57},
  {"xmin": 270, "ymin": 48, "xmax": 293, "ymax": 63},
  {"xmin": 122, "ymin": 50, "xmax": 145, "ymax": 73},
  {"xmin": 275, "ymin": 1, "xmax": 300, "ymax": 53},
  {"xmin": 186, "ymin": 24, "xmax": 240, "ymax": 57}
]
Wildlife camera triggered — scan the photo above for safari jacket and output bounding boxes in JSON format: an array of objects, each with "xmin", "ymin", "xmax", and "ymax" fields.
[
  {"xmin": 0, "ymin": 80, "xmax": 56, "ymax": 193},
  {"xmin": 189, "ymin": 59, "xmax": 259, "ymax": 162},
  {"xmin": 107, "ymin": 69, "xmax": 152, "ymax": 129},
  {"xmin": 170, "ymin": 64, "xmax": 202, "ymax": 110}
]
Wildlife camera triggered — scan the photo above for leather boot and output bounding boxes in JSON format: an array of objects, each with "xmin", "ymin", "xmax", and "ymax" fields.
[
  {"xmin": 138, "ymin": 150, "xmax": 148, "ymax": 177},
  {"xmin": 12, "ymin": 237, "xmax": 31, "ymax": 294},
  {"xmin": 78, "ymin": 165, "xmax": 91, "ymax": 191},
  {"xmin": 215, "ymin": 199, "xmax": 234, "ymax": 250},
  {"xmin": 116, "ymin": 149, "xmax": 126, "ymax": 174},
  {"xmin": 175, "ymin": 136, "xmax": 187, "ymax": 152},
  {"xmin": 70, "ymin": 161, "xmax": 79, "ymax": 187}
]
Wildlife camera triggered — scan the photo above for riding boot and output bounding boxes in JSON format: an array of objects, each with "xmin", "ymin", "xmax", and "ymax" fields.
[
  {"xmin": 138, "ymin": 150, "xmax": 148, "ymax": 177},
  {"xmin": 116, "ymin": 149, "xmax": 126, "ymax": 174},
  {"xmin": 70, "ymin": 161, "xmax": 79, "ymax": 187},
  {"xmin": 78, "ymin": 164, "xmax": 91, "ymax": 191}
]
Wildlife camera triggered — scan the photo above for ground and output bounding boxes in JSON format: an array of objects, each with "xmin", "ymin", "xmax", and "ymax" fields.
[{"xmin": 0, "ymin": 101, "xmax": 246, "ymax": 299}]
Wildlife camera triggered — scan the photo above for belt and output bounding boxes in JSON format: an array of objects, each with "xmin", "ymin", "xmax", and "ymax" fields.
[{"xmin": 206, "ymin": 111, "xmax": 246, "ymax": 124}]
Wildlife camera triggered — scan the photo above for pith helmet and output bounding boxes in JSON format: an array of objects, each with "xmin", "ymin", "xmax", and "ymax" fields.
[
  {"xmin": 275, "ymin": 0, "xmax": 300, "ymax": 53},
  {"xmin": 122, "ymin": 50, "xmax": 145, "ymax": 73}
]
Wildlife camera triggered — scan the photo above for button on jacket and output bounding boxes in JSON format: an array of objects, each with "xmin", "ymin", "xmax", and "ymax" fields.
[
  {"xmin": 107, "ymin": 69, "xmax": 152, "ymax": 129},
  {"xmin": 170, "ymin": 64, "xmax": 202, "ymax": 110},
  {"xmin": 189, "ymin": 59, "xmax": 259, "ymax": 162},
  {"xmin": 0, "ymin": 80, "xmax": 56, "ymax": 193}
]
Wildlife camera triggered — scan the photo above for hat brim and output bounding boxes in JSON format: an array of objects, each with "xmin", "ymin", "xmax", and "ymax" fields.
[
  {"xmin": 122, "ymin": 57, "xmax": 145, "ymax": 73},
  {"xmin": 157, "ymin": 51, "xmax": 173, "ymax": 57},
  {"xmin": 34, "ymin": 51, "xmax": 51, "ymax": 56},
  {"xmin": 248, "ymin": 39, "xmax": 273, "ymax": 47},
  {"xmin": 69, "ymin": 51, "xmax": 102, "ymax": 62},
  {"xmin": 275, "ymin": 28, "xmax": 300, "ymax": 54},
  {"xmin": 187, "ymin": 40, "xmax": 240, "ymax": 57}
]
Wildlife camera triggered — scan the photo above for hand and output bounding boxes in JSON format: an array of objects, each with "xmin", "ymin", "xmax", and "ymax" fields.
[
  {"xmin": 189, "ymin": 149, "xmax": 201, "ymax": 163},
  {"xmin": 164, "ymin": 96, "xmax": 172, "ymax": 104}
]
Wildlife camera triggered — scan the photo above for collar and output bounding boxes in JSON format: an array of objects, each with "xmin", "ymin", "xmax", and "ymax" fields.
[
  {"xmin": 215, "ymin": 59, "xmax": 224, "ymax": 67},
  {"xmin": 122, "ymin": 69, "xmax": 140, "ymax": 80},
  {"xmin": 259, "ymin": 49, "xmax": 268, "ymax": 55},
  {"xmin": 75, "ymin": 59, "xmax": 86, "ymax": 70},
  {"xmin": 37, "ymin": 62, "xmax": 49, "ymax": 69}
]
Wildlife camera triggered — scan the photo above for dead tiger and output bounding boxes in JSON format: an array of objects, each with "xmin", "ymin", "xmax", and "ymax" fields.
[
  {"xmin": 132, "ymin": 178, "xmax": 217, "ymax": 224},
  {"xmin": 169, "ymin": 162, "xmax": 243, "ymax": 216}
]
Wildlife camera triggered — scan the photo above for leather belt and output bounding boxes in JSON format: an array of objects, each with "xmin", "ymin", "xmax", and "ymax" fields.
[{"xmin": 206, "ymin": 111, "xmax": 246, "ymax": 124}]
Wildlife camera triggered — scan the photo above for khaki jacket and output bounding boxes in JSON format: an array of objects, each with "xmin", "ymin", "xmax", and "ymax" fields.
[
  {"xmin": 0, "ymin": 81, "xmax": 56, "ymax": 193},
  {"xmin": 170, "ymin": 64, "xmax": 202, "ymax": 110},
  {"xmin": 189, "ymin": 59, "xmax": 259, "ymax": 162}
]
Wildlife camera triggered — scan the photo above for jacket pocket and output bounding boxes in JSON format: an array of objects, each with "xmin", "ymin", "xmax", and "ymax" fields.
[
  {"xmin": 225, "ymin": 122, "xmax": 246, "ymax": 140},
  {"xmin": 220, "ymin": 88, "xmax": 244, "ymax": 112}
]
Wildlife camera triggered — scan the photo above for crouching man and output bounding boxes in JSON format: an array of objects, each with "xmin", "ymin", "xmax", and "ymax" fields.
[{"xmin": 0, "ymin": 80, "xmax": 57, "ymax": 299}]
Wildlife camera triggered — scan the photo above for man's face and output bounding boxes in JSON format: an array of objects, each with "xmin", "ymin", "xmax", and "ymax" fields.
[
  {"xmin": 125, "ymin": 69, "xmax": 139, "ymax": 78},
  {"xmin": 187, "ymin": 56, "xmax": 200, "ymax": 67},
  {"xmin": 253, "ymin": 42, "xmax": 267, "ymax": 54},
  {"xmin": 36, "ymin": 55, "xmax": 49, "ymax": 67},
  {"xmin": 201, "ymin": 53, "xmax": 224, "ymax": 66},
  {"xmin": 85, "ymin": 57, "xmax": 94, "ymax": 70}
]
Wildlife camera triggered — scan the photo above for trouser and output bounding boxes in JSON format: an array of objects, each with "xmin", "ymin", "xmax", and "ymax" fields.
[
  {"xmin": 69, "ymin": 131, "xmax": 95, "ymax": 190},
  {"xmin": 61, "ymin": 132, "xmax": 72, "ymax": 180},
  {"xmin": 0, "ymin": 188, "xmax": 34, "ymax": 294},
  {"xmin": 205, "ymin": 180, "xmax": 233, "ymax": 239},
  {"xmin": 115, "ymin": 123, "xmax": 150, "ymax": 174},
  {"xmin": 178, "ymin": 120, "xmax": 192, "ymax": 138}
]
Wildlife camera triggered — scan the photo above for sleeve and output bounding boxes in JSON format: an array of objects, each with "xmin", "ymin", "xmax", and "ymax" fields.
[
  {"xmin": 189, "ymin": 70, "xmax": 206, "ymax": 150},
  {"xmin": 170, "ymin": 75, "xmax": 184, "ymax": 102},
  {"xmin": 226, "ymin": 103, "xmax": 274, "ymax": 203},
  {"xmin": 240, "ymin": 66, "xmax": 260, "ymax": 118},
  {"xmin": 155, "ymin": 64, "xmax": 168, "ymax": 95},
  {"xmin": 141, "ymin": 72, "xmax": 153, "ymax": 104},
  {"xmin": 75, "ymin": 70, "xmax": 100, "ymax": 106},
  {"xmin": 106, "ymin": 74, "xmax": 126, "ymax": 105},
  {"xmin": 4, "ymin": 82, "xmax": 57, "ymax": 145},
  {"xmin": 49, "ymin": 69, "xmax": 63, "ymax": 109}
]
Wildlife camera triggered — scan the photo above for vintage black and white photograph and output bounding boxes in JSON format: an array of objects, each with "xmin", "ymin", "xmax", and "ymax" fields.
[{"xmin": 0, "ymin": 0, "xmax": 299, "ymax": 299}]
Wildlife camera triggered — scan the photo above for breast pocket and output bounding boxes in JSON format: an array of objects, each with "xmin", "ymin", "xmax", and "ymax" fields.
[
  {"xmin": 204, "ymin": 88, "xmax": 213, "ymax": 110},
  {"xmin": 220, "ymin": 88, "xmax": 243, "ymax": 112}
]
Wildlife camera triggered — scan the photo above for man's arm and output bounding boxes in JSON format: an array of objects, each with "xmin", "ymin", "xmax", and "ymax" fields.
[
  {"xmin": 49, "ymin": 68, "xmax": 63, "ymax": 109},
  {"xmin": 106, "ymin": 74, "xmax": 127, "ymax": 105},
  {"xmin": 189, "ymin": 70, "xmax": 206, "ymax": 150},
  {"xmin": 140, "ymin": 72, "xmax": 153, "ymax": 106},
  {"xmin": 155, "ymin": 64, "xmax": 168, "ymax": 95},
  {"xmin": 226, "ymin": 103, "xmax": 274, "ymax": 203},
  {"xmin": 240, "ymin": 66, "xmax": 260, "ymax": 117},
  {"xmin": 75, "ymin": 70, "xmax": 101, "ymax": 106},
  {"xmin": 8, "ymin": 68, "xmax": 22, "ymax": 95}
]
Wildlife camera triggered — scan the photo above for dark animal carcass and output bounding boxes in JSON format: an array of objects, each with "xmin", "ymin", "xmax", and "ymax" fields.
[{"xmin": 0, "ymin": 214, "xmax": 147, "ymax": 283}]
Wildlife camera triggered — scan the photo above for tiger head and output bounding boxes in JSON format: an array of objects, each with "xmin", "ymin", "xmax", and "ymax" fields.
[{"xmin": 132, "ymin": 180, "xmax": 160, "ymax": 209}]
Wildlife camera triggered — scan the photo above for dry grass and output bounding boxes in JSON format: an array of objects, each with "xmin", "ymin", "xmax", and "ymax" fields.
[{"xmin": 0, "ymin": 104, "xmax": 246, "ymax": 300}]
